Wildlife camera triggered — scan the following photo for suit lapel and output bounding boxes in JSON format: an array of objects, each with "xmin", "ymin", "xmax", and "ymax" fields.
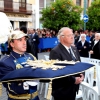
[
  {"xmin": 32, "ymin": 33, "xmax": 36, "ymax": 38},
  {"xmin": 84, "ymin": 41, "xmax": 86, "ymax": 46},
  {"xmin": 59, "ymin": 43, "xmax": 72, "ymax": 60},
  {"xmin": 71, "ymin": 46, "xmax": 79, "ymax": 61},
  {"xmin": 80, "ymin": 41, "xmax": 83, "ymax": 46},
  {"xmin": 92, "ymin": 41, "xmax": 99, "ymax": 50}
]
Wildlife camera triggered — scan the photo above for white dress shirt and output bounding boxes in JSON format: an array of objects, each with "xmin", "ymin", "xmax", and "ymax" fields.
[
  {"xmin": 63, "ymin": 45, "xmax": 76, "ymax": 58},
  {"xmin": 81, "ymin": 41, "xmax": 85, "ymax": 46}
]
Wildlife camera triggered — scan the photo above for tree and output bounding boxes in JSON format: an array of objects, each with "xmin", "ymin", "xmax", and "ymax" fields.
[
  {"xmin": 40, "ymin": 0, "xmax": 83, "ymax": 31},
  {"xmin": 87, "ymin": 0, "xmax": 100, "ymax": 31}
]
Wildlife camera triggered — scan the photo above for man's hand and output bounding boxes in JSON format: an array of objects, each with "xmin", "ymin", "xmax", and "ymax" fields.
[
  {"xmin": 89, "ymin": 50, "xmax": 93, "ymax": 54},
  {"xmin": 84, "ymin": 46, "xmax": 86, "ymax": 48},
  {"xmin": 75, "ymin": 74, "xmax": 84, "ymax": 84}
]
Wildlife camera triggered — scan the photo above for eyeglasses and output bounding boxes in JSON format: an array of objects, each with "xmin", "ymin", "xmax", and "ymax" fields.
[{"xmin": 61, "ymin": 34, "xmax": 74, "ymax": 37}]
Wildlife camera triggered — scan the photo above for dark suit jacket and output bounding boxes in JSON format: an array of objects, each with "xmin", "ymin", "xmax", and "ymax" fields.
[
  {"xmin": 90, "ymin": 40, "xmax": 100, "ymax": 59},
  {"xmin": 90, "ymin": 35, "xmax": 95, "ymax": 43},
  {"xmin": 26, "ymin": 35, "xmax": 35, "ymax": 56},
  {"xmin": 76, "ymin": 40, "xmax": 90, "ymax": 57},
  {"xmin": 49, "ymin": 43, "xmax": 81, "ymax": 100},
  {"xmin": 74, "ymin": 35, "xmax": 80, "ymax": 46},
  {"xmin": 31, "ymin": 33, "xmax": 40, "ymax": 59}
]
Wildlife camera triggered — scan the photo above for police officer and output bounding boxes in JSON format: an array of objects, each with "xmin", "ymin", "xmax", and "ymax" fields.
[{"xmin": 0, "ymin": 30, "xmax": 40, "ymax": 100}]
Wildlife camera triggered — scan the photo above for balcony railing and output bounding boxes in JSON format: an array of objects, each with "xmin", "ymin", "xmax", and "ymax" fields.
[{"xmin": 0, "ymin": 0, "xmax": 32, "ymax": 14}]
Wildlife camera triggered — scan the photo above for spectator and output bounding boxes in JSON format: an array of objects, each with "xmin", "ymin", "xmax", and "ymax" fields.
[
  {"xmin": 74, "ymin": 30, "xmax": 80, "ymax": 46},
  {"xmin": 76, "ymin": 34, "xmax": 90, "ymax": 57},
  {"xmin": 89, "ymin": 33, "xmax": 100, "ymax": 59},
  {"xmin": 51, "ymin": 30, "xmax": 57, "ymax": 37},
  {"xmin": 1, "ymin": 42, "xmax": 9, "ymax": 55},
  {"xmin": 20, "ymin": 26, "xmax": 36, "ymax": 57},
  {"xmin": 30, "ymin": 29, "xmax": 40, "ymax": 59}
]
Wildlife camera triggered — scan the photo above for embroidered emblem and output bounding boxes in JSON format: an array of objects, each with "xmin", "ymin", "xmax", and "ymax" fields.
[{"xmin": 16, "ymin": 64, "xmax": 23, "ymax": 69}]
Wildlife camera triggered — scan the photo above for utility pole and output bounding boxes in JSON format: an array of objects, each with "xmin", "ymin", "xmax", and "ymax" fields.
[{"xmin": 84, "ymin": 0, "xmax": 87, "ymax": 31}]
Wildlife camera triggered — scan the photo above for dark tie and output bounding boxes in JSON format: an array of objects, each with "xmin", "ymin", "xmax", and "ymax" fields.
[{"xmin": 69, "ymin": 48, "xmax": 76, "ymax": 61}]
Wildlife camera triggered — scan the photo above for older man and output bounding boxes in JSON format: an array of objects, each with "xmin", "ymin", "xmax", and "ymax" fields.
[
  {"xmin": 0, "ymin": 30, "xmax": 39, "ymax": 100},
  {"xmin": 49, "ymin": 27, "xmax": 84, "ymax": 100},
  {"xmin": 89, "ymin": 32, "xmax": 100, "ymax": 59}
]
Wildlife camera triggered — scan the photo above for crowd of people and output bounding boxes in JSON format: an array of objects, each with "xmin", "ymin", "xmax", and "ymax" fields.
[
  {"xmin": 0, "ymin": 27, "xmax": 100, "ymax": 60},
  {"xmin": 0, "ymin": 26, "xmax": 100, "ymax": 100},
  {"xmin": 74, "ymin": 29, "xmax": 100, "ymax": 60},
  {"xmin": 0, "ymin": 27, "xmax": 57, "ymax": 59}
]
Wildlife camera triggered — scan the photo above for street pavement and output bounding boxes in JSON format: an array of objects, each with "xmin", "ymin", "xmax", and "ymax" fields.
[{"xmin": 0, "ymin": 52, "xmax": 82, "ymax": 100}]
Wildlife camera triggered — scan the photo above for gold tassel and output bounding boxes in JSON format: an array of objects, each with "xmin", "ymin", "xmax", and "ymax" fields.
[
  {"xmin": 47, "ymin": 80, "xmax": 52, "ymax": 100},
  {"xmin": 0, "ymin": 82, "xmax": 2, "ymax": 96},
  {"xmin": 94, "ymin": 66, "xmax": 96, "ymax": 79}
]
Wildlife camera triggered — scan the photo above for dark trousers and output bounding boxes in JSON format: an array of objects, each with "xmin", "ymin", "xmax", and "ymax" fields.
[
  {"xmin": 53, "ymin": 91, "xmax": 76, "ymax": 100},
  {"xmin": 54, "ymin": 97, "xmax": 76, "ymax": 100}
]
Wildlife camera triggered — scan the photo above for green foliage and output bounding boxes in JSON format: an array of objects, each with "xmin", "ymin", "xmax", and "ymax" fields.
[
  {"xmin": 40, "ymin": 0, "xmax": 83, "ymax": 31},
  {"xmin": 87, "ymin": 0, "xmax": 100, "ymax": 31}
]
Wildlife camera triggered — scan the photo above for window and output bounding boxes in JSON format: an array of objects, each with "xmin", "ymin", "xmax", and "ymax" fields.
[
  {"xmin": 19, "ymin": 0, "xmax": 26, "ymax": 7},
  {"xmin": 39, "ymin": 0, "xmax": 44, "ymax": 8},
  {"xmin": 19, "ymin": 0, "xmax": 26, "ymax": 2},
  {"xmin": 76, "ymin": 0, "xmax": 81, "ymax": 6},
  {"xmin": 4, "ymin": 0, "xmax": 13, "ymax": 11},
  {"xmin": 87, "ymin": 0, "xmax": 89, "ymax": 8},
  {"xmin": 46, "ymin": 0, "xmax": 54, "ymax": 7}
]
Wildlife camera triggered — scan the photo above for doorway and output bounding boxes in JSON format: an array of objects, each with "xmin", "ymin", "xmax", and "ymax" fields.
[{"xmin": 19, "ymin": 22, "xmax": 27, "ymax": 28}]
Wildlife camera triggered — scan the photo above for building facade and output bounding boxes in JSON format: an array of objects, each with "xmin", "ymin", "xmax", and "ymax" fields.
[
  {"xmin": 74, "ymin": 0, "xmax": 93, "ymax": 8},
  {"xmin": 0, "ymin": 0, "xmax": 94, "ymax": 29},
  {"xmin": 0, "ymin": 0, "xmax": 36, "ymax": 29}
]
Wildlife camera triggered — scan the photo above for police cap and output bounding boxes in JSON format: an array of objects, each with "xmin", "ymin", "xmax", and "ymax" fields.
[{"xmin": 8, "ymin": 30, "xmax": 28, "ymax": 44}]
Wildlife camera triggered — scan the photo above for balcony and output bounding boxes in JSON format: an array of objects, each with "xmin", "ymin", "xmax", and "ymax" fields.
[{"xmin": 0, "ymin": 0, "xmax": 32, "ymax": 15}]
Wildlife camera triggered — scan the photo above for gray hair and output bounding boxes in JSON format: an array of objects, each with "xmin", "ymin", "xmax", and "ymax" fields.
[
  {"xmin": 78, "ymin": 34, "xmax": 86, "ymax": 41},
  {"xmin": 95, "ymin": 32, "xmax": 100, "ymax": 36},
  {"xmin": 57, "ymin": 27, "xmax": 70, "ymax": 41}
]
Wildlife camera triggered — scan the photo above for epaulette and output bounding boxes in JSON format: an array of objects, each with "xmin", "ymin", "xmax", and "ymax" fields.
[
  {"xmin": 0, "ymin": 55, "xmax": 10, "ymax": 61},
  {"xmin": 28, "ymin": 53, "xmax": 37, "ymax": 61}
]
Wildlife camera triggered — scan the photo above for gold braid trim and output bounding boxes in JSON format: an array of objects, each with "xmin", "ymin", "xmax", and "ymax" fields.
[
  {"xmin": 0, "ymin": 82, "xmax": 2, "ymax": 96},
  {"xmin": 28, "ymin": 53, "xmax": 37, "ymax": 61},
  {"xmin": 8, "ymin": 83, "xmax": 17, "ymax": 94},
  {"xmin": 8, "ymin": 91, "xmax": 38, "ymax": 99}
]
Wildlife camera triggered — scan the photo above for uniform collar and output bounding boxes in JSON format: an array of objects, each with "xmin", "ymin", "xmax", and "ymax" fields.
[{"xmin": 10, "ymin": 51, "xmax": 25, "ymax": 59}]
